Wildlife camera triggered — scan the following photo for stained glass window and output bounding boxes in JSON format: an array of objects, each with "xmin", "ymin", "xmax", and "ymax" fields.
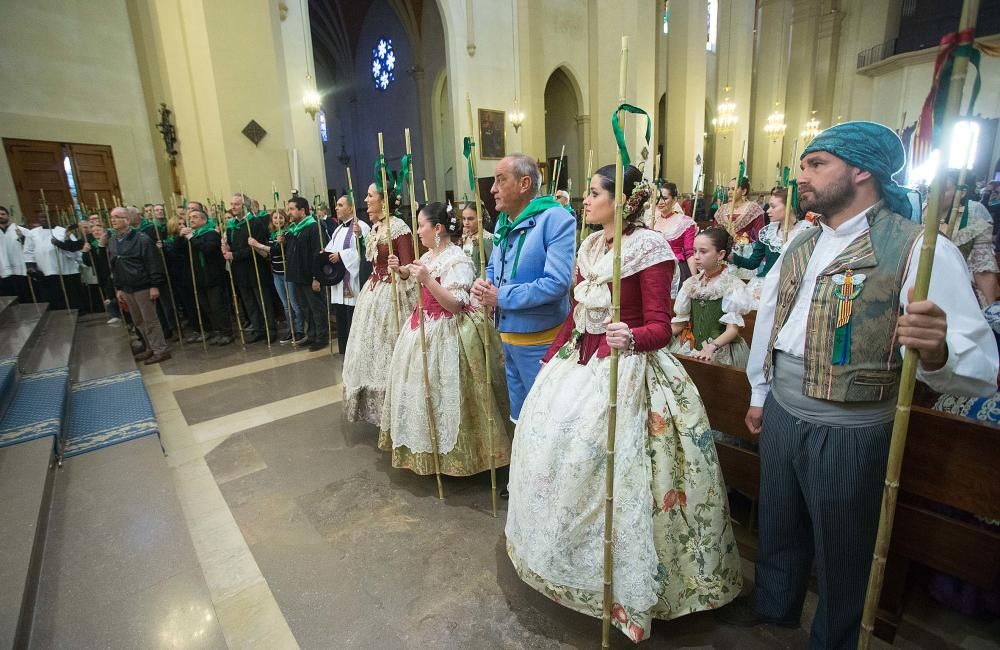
[
  {"xmin": 318, "ymin": 109, "xmax": 329, "ymax": 143},
  {"xmin": 371, "ymin": 38, "xmax": 396, "ymax": 91}
]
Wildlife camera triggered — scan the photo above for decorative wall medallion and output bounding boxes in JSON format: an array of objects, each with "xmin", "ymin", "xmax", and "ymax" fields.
[{"xmin": 242, "ymin": 120, "xmax": 267, "ymax": 146}]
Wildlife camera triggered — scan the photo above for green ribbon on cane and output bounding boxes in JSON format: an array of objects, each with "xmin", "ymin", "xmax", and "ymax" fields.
[
  {"xmin": 781, "ymin": 166, "xmax": 799, "ymax": 213},
  {"xmin": 737, "ymin": 159, "xmax": 746, "ymax": 187},
  {"xmin": 462, "ymin": 137, "xmax": 476, "ymax": 193},
  {"xmin": 610, "ymin": 103, "xmax": 652, "ymax": 169},
  {"xmin": 931, "ymin": 43, "xmax": 981, "ymax": 148},
  {"xmin": 395, "ymin": 154, "xmax": 411, "ymax": 200}
]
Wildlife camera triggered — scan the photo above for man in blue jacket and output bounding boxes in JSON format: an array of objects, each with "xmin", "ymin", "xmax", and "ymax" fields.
[{"xmin": 472, "ymin": 153, "xmax": 576, "ymax": 427}]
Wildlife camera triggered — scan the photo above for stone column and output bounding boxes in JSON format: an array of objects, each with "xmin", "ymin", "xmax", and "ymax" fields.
[
  {"xmin": 411, "ymin": 65, "xmax": 436, "ymax": 196},
  {"xmin": 575, "ymin": 114, "xmax": 591, "ymax": 190},
  {"xmin": 663, "ymin": 0, "xmax": 707, "ymax": 192},
  {"xmin": 711, "ymin": 0, "xmax": 756, "ymax": 190},
  {"xmin": 750, "ymin": 0, "xmax": 793, "ymax": 189}
]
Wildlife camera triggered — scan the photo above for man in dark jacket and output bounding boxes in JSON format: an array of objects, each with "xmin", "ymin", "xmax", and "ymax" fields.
[
  {"xmin": 108, "ymin": 207, "xmax": 170, "ymax": 364},
  {"xmin": 224, "ymin": 193, "xmax": 274, "ymax": 343},
  {"xmin": 284, "ymin": 197, "xmax": 328, "ymax": 351},
  {"xmin": 181, "ymin": 208, "xmax": 232, "ymax": 346}
]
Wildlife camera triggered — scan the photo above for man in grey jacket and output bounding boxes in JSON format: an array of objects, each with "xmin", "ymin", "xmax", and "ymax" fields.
[{"xmin": 108, "ymin": 206, "xmax": 171, "ymax": 364}]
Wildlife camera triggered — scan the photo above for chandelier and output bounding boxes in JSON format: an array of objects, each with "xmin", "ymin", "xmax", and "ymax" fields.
[
  {"xmin": 800, "ymin": 110, "xmax": 821, "ymax": 142},
  {"xmin": 302, "ymin": 74, "xmax": 321, "ymax": 120},
  {"xmin": 509, "ymin": 97, "xmax": 525, "ymax": 132},
  {"xmin": 764, "ymin": 103, "xmax": 786, "ymax": 141},
  {"xmin": 712, "ymin": 86, "xmax": 737, "ymax": 135}
]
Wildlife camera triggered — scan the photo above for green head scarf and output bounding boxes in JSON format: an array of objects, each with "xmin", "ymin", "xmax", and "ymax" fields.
[{"xmin": 801, "ymin": 121, "xmax": 912, "ymax": 220}]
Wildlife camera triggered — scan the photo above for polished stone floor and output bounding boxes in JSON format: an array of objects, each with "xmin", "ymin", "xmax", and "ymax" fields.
[{"xmin": 133, "ymin": 335, "xmax": 999, "ymax": 649}]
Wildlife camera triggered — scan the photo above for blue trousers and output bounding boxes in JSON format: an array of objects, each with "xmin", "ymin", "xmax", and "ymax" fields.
[
  {"xmin": 501, "ymin": 342, "xmax": 549, "ymax": 422},
  {"xmin": 754, "ymin": 394, "xmax": 891, "ymax": 650},
  {"xmin": 273, "ymin": 273, "xmax": 304, "ymax": 335}
]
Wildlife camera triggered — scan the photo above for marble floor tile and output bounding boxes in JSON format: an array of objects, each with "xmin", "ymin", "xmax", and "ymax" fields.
[{"xmin": 214, "ymin": 580, "xmax": 300, "ymax": 650}]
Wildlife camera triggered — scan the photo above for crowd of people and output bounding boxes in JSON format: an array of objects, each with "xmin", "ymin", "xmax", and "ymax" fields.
[{"xmin": 1, "ymin": 120, "xmax": 998, "ymax": 646}]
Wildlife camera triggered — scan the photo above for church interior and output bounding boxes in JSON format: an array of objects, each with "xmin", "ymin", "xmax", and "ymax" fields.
[{"xmin": 1, "ymin": 0, "xmax": 999, "ymax": 648}]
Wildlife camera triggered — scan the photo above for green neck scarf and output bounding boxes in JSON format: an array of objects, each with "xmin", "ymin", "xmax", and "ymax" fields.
[
  {"xmin": 287, "ymin": 214, "xmax": 317, "ymax": 235},
  {"xmin": 192, "ymin": 219, "xmax": 218, "ymax": 238},
  {"xmin": 492, "ymin": 195, "xmax": 561, "ymax": 278}
]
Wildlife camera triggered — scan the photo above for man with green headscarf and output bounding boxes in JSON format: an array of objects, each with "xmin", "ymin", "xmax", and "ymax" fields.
[{"xmin": 719, "ymin": 121, "xmax": 998, "ymax": 648}]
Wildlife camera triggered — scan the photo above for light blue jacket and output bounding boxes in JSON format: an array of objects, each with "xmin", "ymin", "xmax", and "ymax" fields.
[{"xmin": 486, "ymin": 205, "xmax": 576, "ymax": 334}]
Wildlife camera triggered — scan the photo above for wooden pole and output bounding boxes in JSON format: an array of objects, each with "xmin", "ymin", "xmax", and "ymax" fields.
[
  {"xmin": 377, "ymin": 132, "xmax": 402, "ymax": 337},
  {"xmin": 602, "ymin": 35, "xmax": 628, "ymax": 650},
  {"xmin": 219, "ymin": 215, "xmax": 246, "ymax": 349},
  {"xmin": 782, "ymin": 139, "xmax": 799, "ymax": 243},
  {"xmin": 187, "ymin": 234, "xmax": 209, "ymax": 352},
  {"xmin": 405, "ymin": 127, "xmax": 445, "ymax": 501},
  {"xmin": 858, "ymin": 1, "xmax": 981, "ymax": 646},
  {"xmin": 149, "ymin": 205, "xmax": 185, "ymax": 347},
  {"xmin": 422, "ymin": 179, "xmax": 430, "ymax": 204},
  {"xmin": 552, "ymin": 144, "xmax": 566, "ymax": 195},
  {"xmin": 944, "ymin": 166, "xmax": 970, "ymax": 239},
  {"xmin": 464, "ymin": 97, "xmax": 499, "ymax": 516},
  {"xmin": 277, "ymin": 224, "xmax": 297, "ymax": 349},
  {"xmin": 239, "ymin": 186, "xmax": 272, "ymax": 349},
  {"xmin": 346, "ymin": 166, "xmax": 364, "ymax": 274}
]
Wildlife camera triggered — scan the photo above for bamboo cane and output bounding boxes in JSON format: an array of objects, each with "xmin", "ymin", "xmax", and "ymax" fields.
[
  {"xmin": 186, "ymin": 235, "xmax": 209, "ymax": 352},
  {"xmin": 782, "ymin": 140, "xmax": 800, "ymax": 243},
  {"xmin": 219, "ymin": 216, "xmax": 246, "ymax": 349},
  {"xmin": 422, "ymin": 179, "xmax": 430, "ymax": 204},
  {"xmin": 463, "ymin": 101, "xmax": 498, "ymax": 516},
  {"xmin": 347, "ymin": 166, "xmax": 364, "ymax": 268},
  {"xmin": 308, "ymin": 187, "xmax": 334, "ymax": 356},
  {"xmin": 944, "ymin": 166, "xmax": 970, "ymax": 239},
  {"xmin": 602, "ymin": 35, "xmax": 628, "ymax": 650},
  {"xmin": 405, "ymin": 127, "xmax": 445, "ymax": 501},
  {"xmin": 277, "ymin": 228, "xmax": 297, "ymax": 349},
  {"xmin": 858, "ymin": 1, "xmax": 981, "ymax": 646},
  {"xmin": 377, "ymin": 132, "xmax": 402, "ymax": 336},
  {"xmin": 148, "ymin": 205, "xmax": 185, "ymax": 347},
  {"xmin": 691, "ymin": 173, "xmax": 703, "ymax": 223},
  {"xmin": 552, "ymin": 144, "xmax": 566, "ymax": 195},
  {"xmin": 579, "ymin": 149, "xmax": 594, "ymax": 246},
  {"xmin": 239, "ymin": 186, "xmax": 272, "ymax": 349},
  {"xmin": 40, "ymin": 190, "xmax": 71, "ymax": 311}
]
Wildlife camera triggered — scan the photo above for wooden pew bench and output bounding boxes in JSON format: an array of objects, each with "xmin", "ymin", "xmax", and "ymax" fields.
[{"xmin": 677, "ymin": 356, "xmax": 1000, "ymax": 642}]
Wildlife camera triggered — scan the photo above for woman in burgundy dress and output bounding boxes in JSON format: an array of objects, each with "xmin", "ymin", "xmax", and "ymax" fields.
[{"xmin": 505, "ymin": 164, "xmax": 741, "ymax": 643}]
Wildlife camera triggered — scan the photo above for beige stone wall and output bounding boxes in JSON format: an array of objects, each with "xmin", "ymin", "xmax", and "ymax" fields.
[{"xmin": 0, "ymin": 0, "xmax": 162, "ymax": 217}]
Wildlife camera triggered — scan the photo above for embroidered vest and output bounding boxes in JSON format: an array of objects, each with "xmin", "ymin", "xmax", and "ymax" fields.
[{"xmin": 762, "ymin": 203, "xmax": 921, "ymax": 402}]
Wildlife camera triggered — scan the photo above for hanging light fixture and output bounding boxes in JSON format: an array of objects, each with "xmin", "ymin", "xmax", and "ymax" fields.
[
  {"xmin": 764, "ymin": 102, "xmax": 786, "ymax": 141},
  {"xmin": 508, "ymin": 3, "xmax": 524, "ymax": 133},
  {"xmin": 299, "ymin": 0, "xmax": 321, "ymax": 120},
  {"xmin": 800, "ymin": 110, "xmax": 821, "ymax": 142},
  {"xmin": 713, "ymin": 86, "xmax": 738, "ymax": 135},
  {"xmin": 303, "ymin": 74, "xmax": 322, "ymax": 120},
  {"xmin": 509, "ymin": 97, "xmax": 525, "ymax": 132}
]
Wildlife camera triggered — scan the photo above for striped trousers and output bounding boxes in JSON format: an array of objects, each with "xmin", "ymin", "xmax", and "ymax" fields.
[{"xmin": 753, "ymin": 394, "xmax": 891, "ymax": 650}]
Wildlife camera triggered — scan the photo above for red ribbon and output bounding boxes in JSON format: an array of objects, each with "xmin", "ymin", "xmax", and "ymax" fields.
[{"xmin": 914, "ymin": 29, "xmax": 976, "ymax": 155}]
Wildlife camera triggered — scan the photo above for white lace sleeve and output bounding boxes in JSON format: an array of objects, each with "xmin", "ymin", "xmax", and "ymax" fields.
[
  {"xmin": 440, "ymin": 253, "xmax": 475, "ymax": 306},
  {"xmin": 968, "ymin": 230, "xmax": 999, "ymax": 273},
  {"xmin": 720, "ymin": 277, "xmax": 752, "ymax": 326},
  {"xmin": 671, "ymin": 282, "xmax": 692, "ymax": 323}
]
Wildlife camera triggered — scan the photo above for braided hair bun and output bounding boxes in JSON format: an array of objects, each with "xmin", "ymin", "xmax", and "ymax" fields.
[{"xmin": 421, "ymin": 201, "xmax": 462, "ymax": 238}]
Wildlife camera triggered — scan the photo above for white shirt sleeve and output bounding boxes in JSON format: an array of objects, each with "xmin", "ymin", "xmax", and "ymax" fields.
[
  {"xmin": 747, "ymin": 257, "xmax": 784, "ymax": 407},
  {"xmin": 908, "ymin": 234, "xmax": 998, "ymax": 397},
  {"xmin": 22, "ymin": 229, "xmax": 36, "ymax": 264}
]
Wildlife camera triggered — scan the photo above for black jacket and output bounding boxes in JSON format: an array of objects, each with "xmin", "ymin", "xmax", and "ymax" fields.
[
  {"xmin": 225, "ymin": 214, "xmax": 271, "ymax": 284},
  {"xmin": 184, "ymin": 230, "xmax": 227, "ymax": 288},
  {"xmin": 108, "ymin": 229, "xmax": 164, "ymax": 292},
  {"xmin": 284, "ymin": 220, "xmax": 322, "ymax": 285}
]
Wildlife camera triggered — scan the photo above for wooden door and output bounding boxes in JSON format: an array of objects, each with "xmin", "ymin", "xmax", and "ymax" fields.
[
  {"xmin": 67, "ymin": 143, "xmax": 121, "ymax": 215},
  {"xmin": 3, "ymin": 138, "xmax": 74, "ymax": 224}
]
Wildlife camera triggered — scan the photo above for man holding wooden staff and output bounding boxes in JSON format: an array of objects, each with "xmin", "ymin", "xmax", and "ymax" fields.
[
  {"xmin": 723, "ymin": 121, "xmax": 998, "ymax": 648},
  {"xmin": 471, "ymin": 154, "xmax": 576, "ymax": 428}
]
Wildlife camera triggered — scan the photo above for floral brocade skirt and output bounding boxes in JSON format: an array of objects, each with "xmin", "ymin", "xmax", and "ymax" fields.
[
  {"xmin": 505, "ymin": 347, "xmax": 742, "ymax": 643},
  {"xmin": 378, "ymin": 309, "xmax": 512, "ymax": 476},
  {"xmin": 341, "ymin": 276, "xmax": 417, "ymax": 425}
]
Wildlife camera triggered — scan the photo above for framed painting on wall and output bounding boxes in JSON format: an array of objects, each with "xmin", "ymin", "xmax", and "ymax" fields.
[{"xmin": 478, "ymin": 109, "xmax": 506, "ymax": 160}]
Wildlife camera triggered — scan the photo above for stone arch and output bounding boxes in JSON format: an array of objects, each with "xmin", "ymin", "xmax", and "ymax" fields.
[{"xmin": 543, "ymin": 66, "xmax": 583, "ymax": 193}]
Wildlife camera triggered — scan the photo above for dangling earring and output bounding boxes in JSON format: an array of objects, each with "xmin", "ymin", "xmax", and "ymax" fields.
[{"xmin": 434, "ymin": 233, "xmax": 441, "ymax": 248}]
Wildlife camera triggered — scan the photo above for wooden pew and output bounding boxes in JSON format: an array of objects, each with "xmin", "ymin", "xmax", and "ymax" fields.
[{"xmin": 678, "ymin": 356, "xmax": 1000, "ymax": 642}]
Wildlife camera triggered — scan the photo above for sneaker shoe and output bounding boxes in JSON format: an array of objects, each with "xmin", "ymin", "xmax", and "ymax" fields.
[
  {"xmin": 106, "ymin": 317, "xmax": 121, "ymax": 324},
  {"xmin": 279, "ymin": 333, "xmax": 295, "ymax": 344},
  {"xmin": 186, "ymin": 332, "xmax": 207, "ymax": 344},
  {"xmin": 293, "ymin": 334, "xmax": 310, "ymax": 346},
  {"xmin": 211, "ymin": 335, "xmax": 233, "ymax": 346}
]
